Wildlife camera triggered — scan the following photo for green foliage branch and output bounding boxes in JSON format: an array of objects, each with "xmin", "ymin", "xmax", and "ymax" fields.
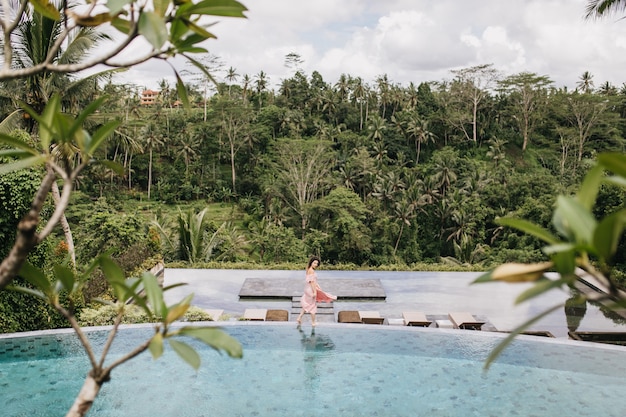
[
  {"xmin": 475, "ymin": 153, "xmax": 626, "ymax": 368},
  {"xmin": 0, "ymin": 1, "xmax": 248, "ymax": 415}
]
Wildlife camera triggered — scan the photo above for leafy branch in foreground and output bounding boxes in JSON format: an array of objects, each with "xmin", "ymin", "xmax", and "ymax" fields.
[
  {"xmin": 474, "ymin": 153, "xmax": 626, "ymax": 369},
  {"xmin": 10, "ymin": 254, "xmax": 241, "ymax": 417},
  {"xmin": 0, "ymin": 2, "xmax": 248, "ymax": 415}
]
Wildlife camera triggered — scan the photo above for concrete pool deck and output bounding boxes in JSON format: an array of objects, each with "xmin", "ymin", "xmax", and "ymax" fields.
[{"xmin": 163, "ymin": 268, "xmax": 626, "ymax": 338}]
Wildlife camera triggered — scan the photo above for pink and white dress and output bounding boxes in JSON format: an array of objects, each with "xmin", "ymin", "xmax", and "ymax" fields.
[{"xmin": 300, "ymin": 272, "xmax": 336, "ymax": 313}]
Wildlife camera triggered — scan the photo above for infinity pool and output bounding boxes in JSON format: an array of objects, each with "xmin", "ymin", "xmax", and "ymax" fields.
[{"xmin": 2, "ymin": 323, "xmax": 625, "ymax": 416}]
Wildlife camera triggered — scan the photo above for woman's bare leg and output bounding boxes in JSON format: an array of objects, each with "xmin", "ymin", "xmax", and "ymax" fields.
[{"xmin": 311, "ymin": 313, "xmax": 317, "ymax": 327}]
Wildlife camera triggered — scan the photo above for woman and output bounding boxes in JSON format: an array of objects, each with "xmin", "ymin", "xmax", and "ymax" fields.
[{"xmin": 296, "ymin": 256, "xmax": 337, "ymax": 327}]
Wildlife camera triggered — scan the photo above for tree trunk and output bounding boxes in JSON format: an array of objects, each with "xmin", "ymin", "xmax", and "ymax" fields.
[
  {"xmin": 51, "ymin": 181, "xmax": 76, "ymax": 266},
  {"xmin": 148, "ymin": 148, "xmax": 153, "ymax": 199}
]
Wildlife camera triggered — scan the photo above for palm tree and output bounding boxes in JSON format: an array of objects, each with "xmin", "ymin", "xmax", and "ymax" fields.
[
  {"xmin": 350, "ymin": 77, "xmax": 369, "ymax": 130},
  {"xmin": 254, "ymin": 71, "xmax": 268, "ymax": 107},
  {"xmin": 176, "ymin": 134, "xmax": 200, "ymax": 178},
  {"xmin": 577, "ymin": 71, "xmax": 595, "ymax": 93},
  {"xmin": 368, "ymin": 115, "xmax": 387, "ymax": 141},
  {"xmin": 392, "ymin": 197, "xmax": 416, "ymax": 257},
  {"xmin": 334, "ymin": 73, "xmax": 350, "ymax": 102},
  {"xmin": 405, "ymin": 113, "xmax": 435, "ymax": 164},
  {"xmin": 241, "ymin": 74, "xmax": 251, "ymax": 103},
  {"xmin": 5, "ymin": 0, "xmax": 114, "ymax": 266},
  {"xmin": 9, "ymin": 1, "xmax": 113, "ymax": 116},
  {"xmin": 225, "ymin": 66, "xmax": 239, "ymax": 97},
  {"xmin": 431, "ymin": 157, "xmax": 458, "ymax": 198},
  {"xmin": 141, "ymin": 122, "xmax": 165, "ymax": 199}
]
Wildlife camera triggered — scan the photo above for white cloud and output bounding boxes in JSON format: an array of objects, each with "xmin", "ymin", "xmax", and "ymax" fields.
[{"xmin": 110, "ymin": 0, "xmax": 626, "ymax": 91}]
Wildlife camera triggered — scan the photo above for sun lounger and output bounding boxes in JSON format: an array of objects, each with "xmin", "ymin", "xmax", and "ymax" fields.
[
  {"xmin": 204, "ymin": 309, "xmax": 224, "ymax": 321},
  {"xmin": 358, "ymin": 310, "xmax": 385, "ymax": 325},
  {"xmin": 243, "ymin": 308, "xmax": 267, "ymax": 321},
  {"xmin": 402, "ymin": 311, "xmax": 432, "ymax": 327},
  {"xmin": 448, "ymin": 312, "xmax": 485, "ymax": 330},
  {"xmin": 265, "ymin": 309, "xmax": 289, "ymax": 321},
  {"xmin": 338, "ymin": 310, "xmax": 362, "ymax": 323}
]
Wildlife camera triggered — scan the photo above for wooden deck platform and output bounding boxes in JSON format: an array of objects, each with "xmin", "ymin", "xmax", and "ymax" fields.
[{"xmin": 238, "ymin": 278, "xmax": 386, "ymax": 300}]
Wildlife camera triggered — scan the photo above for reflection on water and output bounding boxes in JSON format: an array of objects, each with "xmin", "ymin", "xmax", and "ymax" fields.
[
  {"xmin": 298, "ymin": 327, "xmax": 335, "ymax": 394},
  {"xmin": 564, "ymin": 294, "xmax": 587, "ymax": 332},
  {"xmin": 298, "ymin": 327, "xmax": 336, "ymax": 352}
]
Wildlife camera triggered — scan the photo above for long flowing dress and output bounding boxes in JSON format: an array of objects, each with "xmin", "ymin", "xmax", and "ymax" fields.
[{"xmin": 300, "ymin": 272, "xmax": 337, "ymax": 313}]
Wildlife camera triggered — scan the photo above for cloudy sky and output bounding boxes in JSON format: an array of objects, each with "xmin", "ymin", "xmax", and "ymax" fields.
[{"xmin": 114, "ymin": 0, "xmax": 626, "ymax": 92}]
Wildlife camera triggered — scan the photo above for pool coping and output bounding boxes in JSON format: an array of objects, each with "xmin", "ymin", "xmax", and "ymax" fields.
[{"xmin": 3, "ymin": 321, "xmax": 626, "ymax": 353}]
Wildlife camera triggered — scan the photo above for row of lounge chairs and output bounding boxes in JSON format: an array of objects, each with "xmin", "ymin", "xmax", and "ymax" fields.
[{"xmin": 240, "ymin": 308, "xmax": 485, "ymax": 330}]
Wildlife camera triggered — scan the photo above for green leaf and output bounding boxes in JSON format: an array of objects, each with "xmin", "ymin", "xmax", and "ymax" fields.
[
  {"xmin": 153, "ymin": 0, "xmax": 169, "ymax": 17},
  {"xmin": 604, "ymin": 175, "xmax": 626, "ymax": 189},
  {"xmin": 577, "ymin": 163, "xmax": 604, "ymax": 210},
  {"xmin": 99, "ymin": 256, "xmax": 127, "ymax": 301},
  {"xmin": 472, "ymin": 270, "xmax": 494, "ymax": 284},
  {"xmin": 598, "ymin": 152, "xmax": 626, "ymax": 178},
  {"xmin": 95, "ymin": 159, "xmax": 125, "ymax": 176},
  {"xmin": 0, "ymin": 155, "xmax": 47, "ymax": 175},
  {"xmin": 107, "ymin": 0, "xmax": 132, "ymax": 15},
  {"xmin": 170, "ymin": 18, "xmax": 189, "ymax": 41},
  {"xmin": 184, "ymin": 54, "xmax": 219, "ymax": 86},
  {"xmin": 181, "ymin": 18, "xmax": 217, "ymax": 40},
  {"xmin": 594, "ymin": 209, "xmax": 626, "ymax": 261},
  {"xmin": 169, "ymin": 339, "xmax": 201, "ymax": 370},
  {"xmin": 138, "ymin": 11, "xmax": 169, "ymax": 49},
  {"xmin": 30, "ymin": 0, "xmax": 61, "ymax": 20},
  {"xmin": 88, "ymin": 120, "xmax": 120, "ymax": 155},
  {"xmin": 0, "ymin": 134, "xmax": 39, "ymax": 154},
  {"xmin": 53, "ymin": 265, "xmax": 75, "ymax": 292},
  {"xmin": 550, "ymin": 249, "xmax": 577, "ymax": 276},
  {"xmin": 92, "ymin": 297, "xmax": 116, "ymax": 306},
  {"xmin": 70, "ymin": 97, "xmax": 107, "ymax": 142},
  {"xmin": 515, "ymin": 276, "xmax": 568, "ymax": 304},
  {"xmin": 0, "ymin": 149, "xmax": 34, "ymax": 159},
  {"xmin": 111, "ymin": 16, "xmax": 131, "ymax": 34},
  {"xmin": 165, "ymin": 300, "xmax": 191, "ymax": 324},
  {"xmin": 483, "ymin": 303, "xmax": 563, "ymax": 370},
  {"xmin": 19, "ymin": 262, "xmax": 52, "ymax": 293},
  {"xmin": 141, "ymin": 272, "xmax": 166, "ymax": 318},
  {"xmin": 175, "ymin": 72, "xmax": 191, "ymax": 111},
  {"xmin": 6, "ymin": 285, "xmax": 47, "ymax": 300},
  {"xmin": 162, "ymin": 282, "xmax": 188, "ymax": 292},
  {"xmin": 178, "ymin": 0, "xmax": 248, "ymax": 18},
  {"xmin": 552, "ymin": 195, "xmax": 596, "ymax": 244},
  {"xmin": 39, "ymin": 95, "xmax": 62, "ymax": 150},
  {"xmin": 149, "ymin": 333, "xmax": 164, "ymax": 359},
  {"xmin": 176, "ymin": 326, "xmax": 243, "ymax": 358},
  {"xmin": 496, "ymin": 217, "xmax": 559, "ymax": 245},
  {"xmin": 542, "ymin": 242, "xmax": 576, "ymax": 255}
]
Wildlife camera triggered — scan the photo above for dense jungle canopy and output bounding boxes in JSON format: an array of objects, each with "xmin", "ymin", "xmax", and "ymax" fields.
[{"xmin": 3, "ymin": 62, "xmax": 626, "ymax": 274}]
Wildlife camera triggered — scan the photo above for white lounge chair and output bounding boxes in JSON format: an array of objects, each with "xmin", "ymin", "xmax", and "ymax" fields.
[
  {"xmin": 448, "ymin": 312, "xmax": 485, "ymax": 330},
  {"xmin": 243, "ymin": 308, "xmax": 267, "ymax": 321},
  {"xmin": 358, "ymin": 310, "xmax": 385, "ymax": 325},
  {"xmin": 402, "ymin": 311, "xmax": 432, "ymax": 327}
]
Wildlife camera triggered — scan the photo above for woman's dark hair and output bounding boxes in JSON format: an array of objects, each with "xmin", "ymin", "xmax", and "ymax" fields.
[{"xmin": 307, "ymin": 256, "xmax": 321, "ymax": 268}]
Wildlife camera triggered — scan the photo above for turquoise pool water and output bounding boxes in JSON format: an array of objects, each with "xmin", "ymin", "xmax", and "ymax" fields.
[{"xmin": 1, "ymin": 323, "xmax": 626, "ymax": 416}]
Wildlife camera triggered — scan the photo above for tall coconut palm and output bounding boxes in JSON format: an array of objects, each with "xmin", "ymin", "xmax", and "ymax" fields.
[
  {"xmin": 225, "ymin": 66, "xmax": 239, "ymax": 97},
  {"xmin": 576, "ymin": 71, "xmax": 595, "ymax": 93},
  {"xmin": 141, "ymin": 122, "xmax": 165, "ymax": 199}
]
